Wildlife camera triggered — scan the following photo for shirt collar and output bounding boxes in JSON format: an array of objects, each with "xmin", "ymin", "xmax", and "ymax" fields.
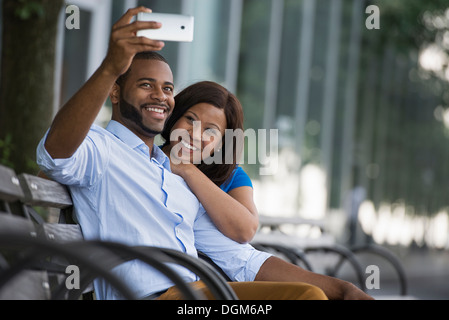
[{"xmin": 106, "ymin": 120, "xmax": 171, "ymax": 170}]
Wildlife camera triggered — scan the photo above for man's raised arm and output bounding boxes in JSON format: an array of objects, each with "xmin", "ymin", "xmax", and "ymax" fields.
[{"xmin": 44, "ymin": 7, "xmax": 164, "ymax": 159}]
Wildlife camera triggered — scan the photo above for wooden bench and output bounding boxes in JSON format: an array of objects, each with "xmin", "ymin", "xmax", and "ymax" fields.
[
  {"xmin": 0, "ymin": 165, "xmax": 54, "ymax": 299},
  {"xmin": 0, "ymin": 164, "xmax": 237, "ymax": 300}
]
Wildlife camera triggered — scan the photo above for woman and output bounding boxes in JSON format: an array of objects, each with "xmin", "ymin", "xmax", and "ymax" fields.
[{"xmin": 161, "ymin": 81, "xmax": 258, "ymax": 243}]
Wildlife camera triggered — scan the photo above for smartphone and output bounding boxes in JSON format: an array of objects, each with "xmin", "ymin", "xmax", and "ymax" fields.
[{"xmin": 136, "ymin": 12, "xmax": 194, "ymax": 42}]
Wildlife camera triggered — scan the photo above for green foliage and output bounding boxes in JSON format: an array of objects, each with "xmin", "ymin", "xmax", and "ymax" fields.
[
  {"xmin": 13, "ymin": 0, "xmax": 45, "ymax": 20},
  {"xmin": 366, "ymin": 0, "xmax": 449, "ymax": 57},
  {"xmin": 0, "ymin": 134, "xmax": 14, "ymax": 169},
  {"xmin": 0, "ymin": 133, "xmax": 38, "ymax": 173},
  {"xmin": 356, "ymin": 0, "xmax": 449, "ymax": 215}
]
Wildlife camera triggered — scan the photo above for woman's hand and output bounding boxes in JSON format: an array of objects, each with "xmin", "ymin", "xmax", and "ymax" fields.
[
  {"xmin": 163, "ymin": 145, "xmax": 259, "ymax": 244},
  {"xmin": 165, "ymin": 145, "xmax": 195, "ymax": 177},
  {"xmin": 169, "ymin": 159, "xmax": 195, "ymax": 178}
]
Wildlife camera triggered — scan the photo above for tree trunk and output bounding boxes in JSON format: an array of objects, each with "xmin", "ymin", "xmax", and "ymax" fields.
[{"xmin": 0, "ymin": 0, "xmax": 64, "ymax": 174}]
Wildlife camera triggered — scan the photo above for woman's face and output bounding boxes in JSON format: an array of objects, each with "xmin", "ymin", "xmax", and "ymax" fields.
[{"xmin": 169, "ymin": 103, "xmax": 227, "ymax": 163}]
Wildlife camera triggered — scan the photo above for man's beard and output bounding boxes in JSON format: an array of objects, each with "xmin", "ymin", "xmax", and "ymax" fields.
[{"xmin": 119, "ymin": 97, "xmax": 162, "ymax": 136}]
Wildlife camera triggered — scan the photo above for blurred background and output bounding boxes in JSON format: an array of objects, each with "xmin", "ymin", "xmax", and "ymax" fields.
[{"xmin": 1, "ymin": 0, "xmax": 449, "ymax": 299}]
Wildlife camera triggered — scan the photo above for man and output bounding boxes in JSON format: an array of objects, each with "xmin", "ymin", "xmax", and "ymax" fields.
[{"xmin": 37, "ymin": 7, "xmax": 372, "ymax": 300}]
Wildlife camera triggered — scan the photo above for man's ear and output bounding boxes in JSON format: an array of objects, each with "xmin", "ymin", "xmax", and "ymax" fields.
[{"xmin": 110, "ymin": 83, "xmax": 120, "ymax": 105}]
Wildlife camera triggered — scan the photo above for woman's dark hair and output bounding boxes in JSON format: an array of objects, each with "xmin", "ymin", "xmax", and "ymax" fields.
[{"xmin": 161, "ymin": 81, "xmax": 245, "ymax": 186}]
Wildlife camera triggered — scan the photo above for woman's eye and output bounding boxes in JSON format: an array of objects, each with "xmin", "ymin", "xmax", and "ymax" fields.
[{"xmin": 205, "ymin": 128, "xmax": 220, "ymax": 136}]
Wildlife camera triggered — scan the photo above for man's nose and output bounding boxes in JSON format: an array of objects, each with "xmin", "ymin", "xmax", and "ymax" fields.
[{"xmin": 150, "ymin": 87, "xmax": 167, "ymax": 102}]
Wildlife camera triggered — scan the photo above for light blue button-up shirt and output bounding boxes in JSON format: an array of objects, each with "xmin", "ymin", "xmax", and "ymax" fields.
[{"xmin": 37, "ymin": 121, "xmax": 271, "ymax": 299}]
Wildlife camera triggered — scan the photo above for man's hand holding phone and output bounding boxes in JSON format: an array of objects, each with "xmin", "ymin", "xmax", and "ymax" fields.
[
  {"xmin": 102, "ymin": 7, "xmax": 166, "ymax": 78},
  {"xmin": 44, "ymin": 7, "xmax": 167, "ymax": 160}
]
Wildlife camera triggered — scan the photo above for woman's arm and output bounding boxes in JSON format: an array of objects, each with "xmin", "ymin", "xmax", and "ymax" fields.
[{"xmin": 172, "ymin": 163, "xmax": 258, "ymax": 243}]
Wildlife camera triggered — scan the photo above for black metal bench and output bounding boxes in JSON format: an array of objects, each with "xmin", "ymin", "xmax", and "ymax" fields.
[{"xmin": 252, "ymin": 215, "xmax": 409, "ymax": 296}]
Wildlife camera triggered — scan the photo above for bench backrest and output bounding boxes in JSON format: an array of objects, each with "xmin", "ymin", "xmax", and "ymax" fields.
[
  {"xmin": 0, "ymin": 165, "xmax": 52, "ymax": 299},
  {"xmin": 19, "ymin": 173, "xmax": 78, "ymax": 225},
  {"xmin": 0, "ymin": 166, "xmax": 92, "ymax": 299},
  {"xmin": 0, "ymin": 164, "xmax": 25, "ymax": 216},
  {"xmin": 18, "ymin": 173, "xmax": 83, "ymax": 242},
  {"xmin": 19, "ymin": 173, "xmax": 73, "ymax": 209},
  {"xmin": 0, "ymin": 165, "xmax": 24, "ymax": 202}
]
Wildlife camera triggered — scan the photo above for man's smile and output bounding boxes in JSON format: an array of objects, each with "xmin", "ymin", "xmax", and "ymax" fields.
[{"xmin": 142, "ymin": 104, "xmax": 169, "ymax": 120}]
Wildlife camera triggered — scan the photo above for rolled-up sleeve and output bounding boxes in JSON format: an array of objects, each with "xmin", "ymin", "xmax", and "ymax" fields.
[
  {"xmin": 36, "ymin": 126, "xmax": 110, "ymax": 187},
  {"xmin": 194, "ymin": 209, "xmax": 272, "ymax": 282}
]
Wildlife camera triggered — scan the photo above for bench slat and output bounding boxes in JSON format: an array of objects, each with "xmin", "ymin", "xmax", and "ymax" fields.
[
  {"xmin": 18, "ymin": 174, "xmax": 72, "ymax": 209},
  {"xmin": 0, "ymin": 214, "xmax": 36, "ymax": 237},
  {"xmin": 0, "ymin": 164, "xmax": 24, "ymax": 202},
  {"xmin": 0, "ymin": 270, "xmax": 51, "ymax": 300},
  {"xmin": 38, "ymin": 223, "xmax": 83, "ymax": 242}
]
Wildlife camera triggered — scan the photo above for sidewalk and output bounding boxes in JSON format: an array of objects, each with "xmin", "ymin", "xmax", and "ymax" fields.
[
  {"xmin": 345, "ymin": 246, "xmax": 449, "ymax": 300},
  {"xmin": 394, "ymin": 247, "xmax": 449, "ymax": 300}
]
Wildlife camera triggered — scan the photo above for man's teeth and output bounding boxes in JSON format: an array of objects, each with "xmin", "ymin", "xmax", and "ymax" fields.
[
  {"xmin": 145, "ymin": 107, "xmax": 164, "ymax": 114},
  {"xmin": 181, "ymin": 140, "xmax": 198, "ymax": 151}
]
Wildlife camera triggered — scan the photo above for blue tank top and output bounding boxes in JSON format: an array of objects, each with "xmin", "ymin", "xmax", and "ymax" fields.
[{"xmin": 220, "ymin": 167, "xmax": 253, "ymax": 193}]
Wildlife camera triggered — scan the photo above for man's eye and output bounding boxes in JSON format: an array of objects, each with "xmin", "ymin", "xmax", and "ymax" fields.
[{"xmin": 164, "ymin": 87, "xmax": 174, "ymax": 92}]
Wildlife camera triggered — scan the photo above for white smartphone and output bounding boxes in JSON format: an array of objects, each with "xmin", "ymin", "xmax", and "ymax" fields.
[{"xmin": 136, "ymin": 12, "xmax": 194, "ymax": 42}]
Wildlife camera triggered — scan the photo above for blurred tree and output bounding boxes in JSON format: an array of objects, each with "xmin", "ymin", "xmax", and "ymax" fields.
[
  {"xmin": 354, "ymin": 0, "xmax": 449, "ymax": 216},
  {"xmin": 0, "ymin": 0, "xmax": 64, "ymax": 174}
]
